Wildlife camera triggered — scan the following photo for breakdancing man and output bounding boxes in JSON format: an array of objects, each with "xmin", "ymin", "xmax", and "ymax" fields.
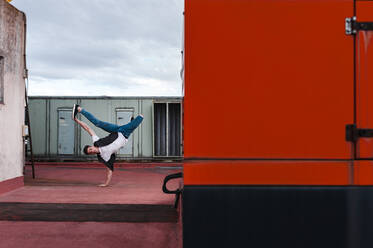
[{"xmin": 72, "ymin": 104, "xmax": 143, "ymax": 187}]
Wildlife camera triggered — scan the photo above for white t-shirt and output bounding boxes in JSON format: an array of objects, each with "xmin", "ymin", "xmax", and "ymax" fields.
[{"xmin": 92, "ymin": 133, "xmax": 128, "ymax": 162}]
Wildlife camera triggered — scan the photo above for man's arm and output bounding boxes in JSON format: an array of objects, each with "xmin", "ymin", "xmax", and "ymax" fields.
[
  {"xmin": 75, "ymin": 118, "xmax": 96, "ymax": 137},
  {"xmin": 98, "ymin": 168, "xmax": 113, "ymax": 187}
]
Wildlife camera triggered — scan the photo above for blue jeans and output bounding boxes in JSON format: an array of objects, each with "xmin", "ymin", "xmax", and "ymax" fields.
[{"xmin": 80, "ymin": 109, "xmax": 143, "ymax": 138}]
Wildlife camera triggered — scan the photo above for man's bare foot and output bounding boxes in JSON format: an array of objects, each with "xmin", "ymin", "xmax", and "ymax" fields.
[{"xmin": 98, "ymin": 183, "xmax": 109, "ymax": 187}]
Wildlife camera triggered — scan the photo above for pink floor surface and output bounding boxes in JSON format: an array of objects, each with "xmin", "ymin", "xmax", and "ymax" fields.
[
  {"xmin": 0, "ymin": 221, "xmax": 180, "ymax": 248},
  {"xmin": 0, "ymin": 164, "xmax": 183, "ymax": 248},
  {"xmin": 1, "ymin": 165, "xmax": 182, "ymax": 204}
]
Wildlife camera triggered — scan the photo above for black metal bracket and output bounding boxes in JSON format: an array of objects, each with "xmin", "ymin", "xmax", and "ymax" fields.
[
  {"xmin": 354, "ymin": 22, "xmax": 373, "ymax": 32},
  {"xmin": 162, "ymin": 172, "xmax": 183, "ymax": 208},
  {"xmin": 346, "ymin": 16, "xmax": 373, "ymax": 35},
  {"xmin": 346, "ymin": 124, "xmax": 373, "ymax": 142}
]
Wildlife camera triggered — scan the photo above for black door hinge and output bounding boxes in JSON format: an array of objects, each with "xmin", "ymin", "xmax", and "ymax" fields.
[
  {"xmin": 346, "ymin": 124, "xmax": 373, "ymax": 142},
  {"xmin": 346, "ymin": 16, "xmax": 373, "ymax": 35}
]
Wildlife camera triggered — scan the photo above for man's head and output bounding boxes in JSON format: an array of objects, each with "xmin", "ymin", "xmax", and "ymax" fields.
[{"xmin": 83, "ymin": 145, "xmax": 99, "ymax": 155}]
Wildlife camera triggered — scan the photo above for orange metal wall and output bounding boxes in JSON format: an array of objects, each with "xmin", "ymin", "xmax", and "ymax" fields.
[
  {"xmin": 184, "ymin": 0, "xmax": 354, "ymax": 159},
  {"xmin": 357, "ymin": 1, "xmax": 373, "ymax": 22},
  {"xmin": 183, "ymin": 0, "xmax": 373, "ymax": 186},
  {"xmin": 184, "ymin": 161, "xmax": 351, "ymax": 185},
  {"xmin": 354, "ymin": 161, "xmax": 373, "ymax": 185},
  {"xmin": 356, "ymin": 1, "xmax": 373, "ymax": 158}
]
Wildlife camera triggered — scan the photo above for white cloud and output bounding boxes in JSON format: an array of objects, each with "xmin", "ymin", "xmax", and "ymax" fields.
[{"xmin": 12, "ymin": 0, "xmax": 184, "ymax": 96}]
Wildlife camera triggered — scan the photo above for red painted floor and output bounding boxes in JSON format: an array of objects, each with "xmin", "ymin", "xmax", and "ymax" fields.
[
  {"xmin": 0, "ymin": 221, "xmax": 179, "ymax": 248},
  {"xmin": 0, "ymin": 164, "xmax": 183, "ymax": 248},
  {"xmin": 0, "ymin": 165, "xmax": 182, "ymax": 204}
]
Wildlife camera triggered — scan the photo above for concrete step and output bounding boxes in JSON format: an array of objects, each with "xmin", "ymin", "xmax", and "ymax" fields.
[{"xmin": 0, "ymin": 202, "xmax": 178, "ymax": 223}]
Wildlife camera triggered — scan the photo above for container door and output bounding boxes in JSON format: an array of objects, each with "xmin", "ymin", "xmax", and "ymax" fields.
[
  {"xmin": 184, "ymin": 0, "xmax": 354, "ymax": 159},
  {"xmin": 154, "ymin": 103, "xmax": 167, "ymax": 157},
  {"xmin": 58, "ymin": 110, "xmax": 75, "ymax": 155},
  {"xmin": 153, "ymin": 102, "xmax": 182, "ymax": 157},
  {"xmin": 168, "ymin": 103, "xmax": 182, "ymax": 157},
  {"xmin": 116, "ymin": 110, "xmax": 133, "ymax": 156},
  {"xmin": 356, "ymin": 1, "xmax": 373, "ymax": 159}
]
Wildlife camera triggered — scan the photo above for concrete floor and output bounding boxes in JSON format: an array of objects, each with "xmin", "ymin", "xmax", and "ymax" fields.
[
  {"xmin": 0, "ymin": 163, "xmax": 183, "ymax": 248},
  {"xmin": 1, "ymin": 165, "xmax": 182, "ymax": 204},
  {"xmin": 0, "ymin": 221, "xmax": 179, "ymax": 248}
]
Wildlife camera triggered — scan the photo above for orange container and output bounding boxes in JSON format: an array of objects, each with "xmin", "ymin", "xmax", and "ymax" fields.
[
  {"xmin": 184, "ymin": 0, "xmax": 373, "ymax": 185},
  {"xmin": 182, "ymin": 2, "xmax": 373, "ymax": 247}
]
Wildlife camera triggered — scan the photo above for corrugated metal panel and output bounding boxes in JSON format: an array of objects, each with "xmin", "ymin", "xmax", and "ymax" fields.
[
  {"xmin": 28, "ymin": 97, "xmax": 182, "ymax": 160},
  {"xmin": 153, "ymin": 102, "xmax": 182, "ymax": 157},
  {"xmin": 57, "ymin": 110, "xmax": 74, "ymax": 154},
  {"xmin": 154, "ymin": 103, "xmax": 167, "ymax": 156},
  {"xmin": 116, "ymin": 109, "xmax": 133, "ymax": 156},
  {"xmin": 28, "ymin": 99, "xmax": 47, "ymax": 155},
  {"xmin": 49, "ymin": 99, "xmax": 77, "ymax": 155},
  {"xmin": 168, "ymin": 103, "xmax": 181, "ymax": 156},
  {"xmin": 141, "ymin": 100, "xmax": 153, "ymax": 157}
]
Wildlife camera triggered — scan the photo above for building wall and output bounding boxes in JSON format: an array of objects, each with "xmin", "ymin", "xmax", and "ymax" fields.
[
  {"xmin": 0, "ymin": 1, "xmax": 26, "ymax": 182},
  {"xmin": 28, "ymin": 97, "xmax": 182, "ymax": 160}
]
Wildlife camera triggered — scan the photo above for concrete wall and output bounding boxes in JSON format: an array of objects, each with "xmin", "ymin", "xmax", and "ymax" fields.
[
  {"xmin": 0, "ymin": 1, "xmax": 26, "ymax": 182},
  {"xmin": 28, "ymin": 97, "xmax": 182, "ymax": 160}
]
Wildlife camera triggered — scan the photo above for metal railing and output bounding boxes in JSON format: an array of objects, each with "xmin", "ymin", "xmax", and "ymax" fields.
[{"xmin": 162, "ymin": 172, "xmax": 183, "ymax": 208}]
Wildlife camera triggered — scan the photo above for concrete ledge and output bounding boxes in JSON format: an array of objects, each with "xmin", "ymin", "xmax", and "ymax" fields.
[
  {"xmin": 0, "ymin": 202, "xmax": 178, "ymax": 222},
  {"xmin": 0, "ymin": 176, "xmax": 24, "ymax": 195}
]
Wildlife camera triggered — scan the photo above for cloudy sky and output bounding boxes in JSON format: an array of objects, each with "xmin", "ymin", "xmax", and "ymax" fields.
[{"xmin": 11, "ymin": 0, "xmax": 184, "ymax": 96}]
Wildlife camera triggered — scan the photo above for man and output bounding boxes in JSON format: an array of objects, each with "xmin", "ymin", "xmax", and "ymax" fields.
[{"xmin": 72, "ymin": 104, "xmax": 144, "ymax": 187}]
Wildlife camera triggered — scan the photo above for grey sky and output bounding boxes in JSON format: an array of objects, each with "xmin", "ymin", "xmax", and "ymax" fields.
[{"xmin": 11, "ymin": 0, "xmax": 184, "ymax": 96}]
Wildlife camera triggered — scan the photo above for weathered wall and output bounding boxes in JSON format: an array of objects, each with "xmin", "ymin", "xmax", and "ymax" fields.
[{"xmin": 0, "ymin": 1, "xmax": 26, "ymax": 182}]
